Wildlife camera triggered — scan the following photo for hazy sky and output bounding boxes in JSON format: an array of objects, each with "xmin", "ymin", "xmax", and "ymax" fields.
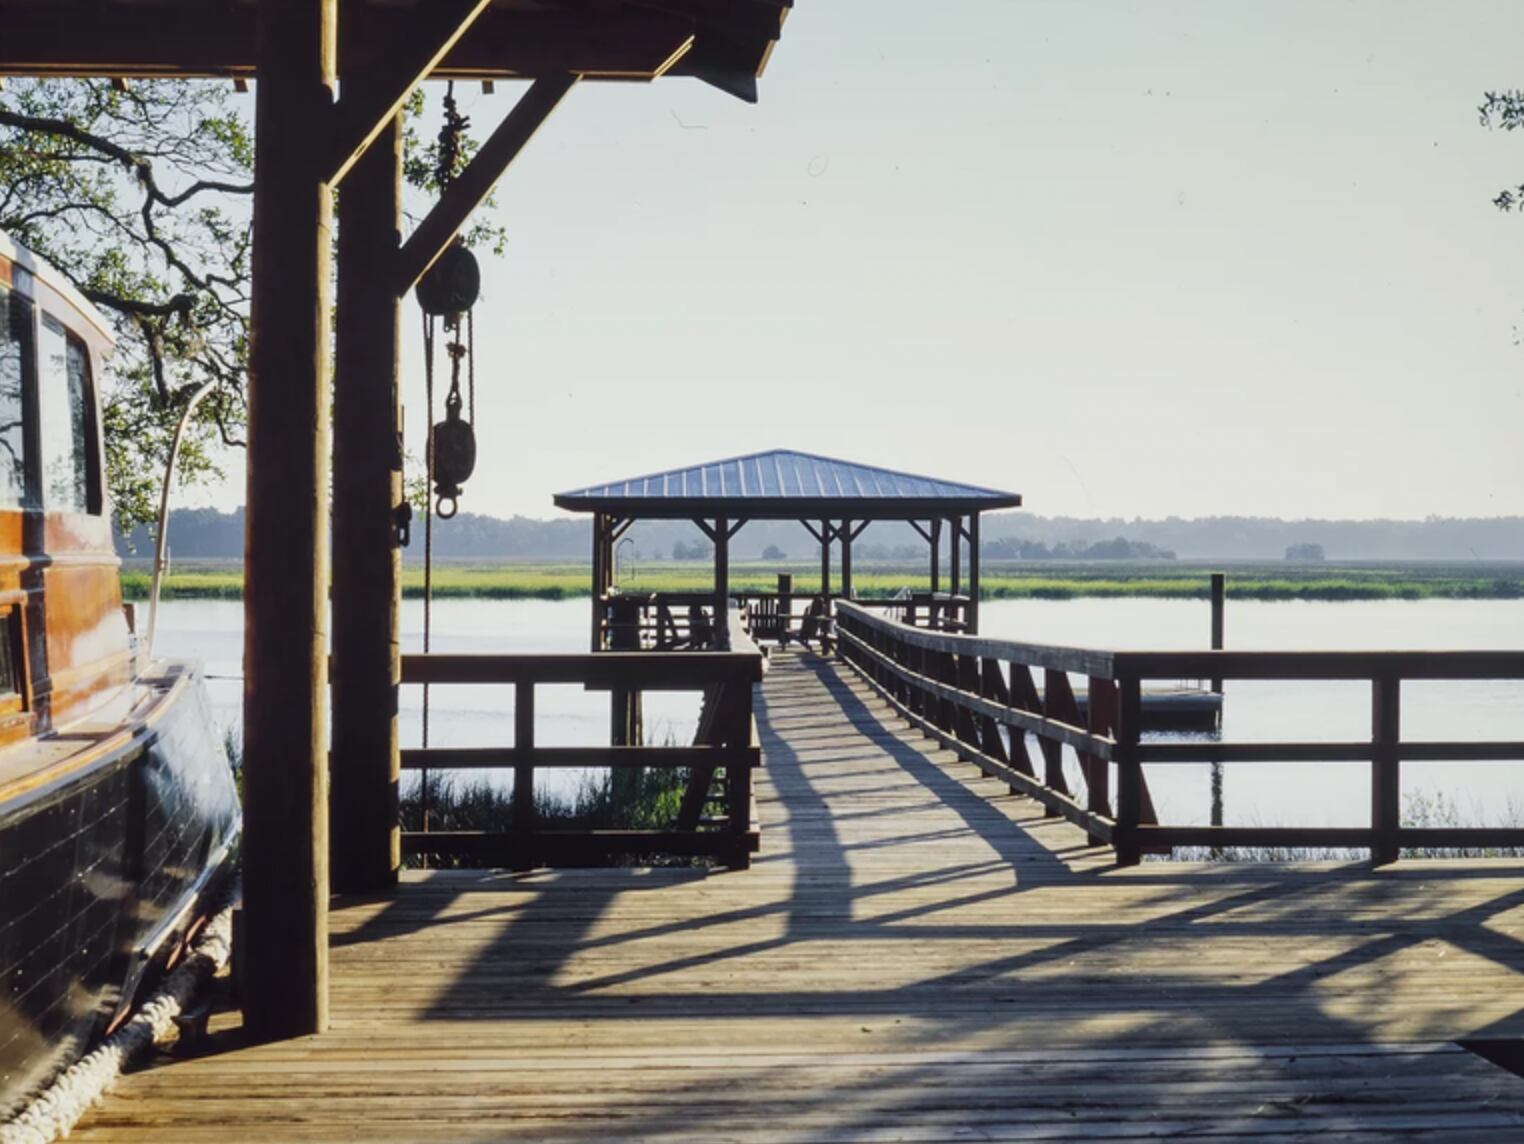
[{"xmin": 206, "ymin": 1, "xmax": 1524, "ymax": 520}]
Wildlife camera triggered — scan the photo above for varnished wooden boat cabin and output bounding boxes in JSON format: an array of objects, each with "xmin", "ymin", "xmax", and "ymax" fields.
[{"xmin": 0, "ymin": 231, "xmax": 240, "ymax": 1116}]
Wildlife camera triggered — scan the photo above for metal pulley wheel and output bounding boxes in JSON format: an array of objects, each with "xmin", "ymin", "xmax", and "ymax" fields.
[
  {"xmin": 431, "ymin": 392, "xmax": 476, "ymax": 519},
  {"xmin": 416, "ymin": 242, "xmax": 481, "ymax": 317}
]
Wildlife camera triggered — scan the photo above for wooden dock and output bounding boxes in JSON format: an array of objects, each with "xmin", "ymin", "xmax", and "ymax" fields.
[{"xmin": 72, "ymin": 650, "xmax": 1524, "ymax": 1141}]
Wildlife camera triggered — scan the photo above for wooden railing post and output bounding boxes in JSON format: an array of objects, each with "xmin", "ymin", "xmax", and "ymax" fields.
[
  {"xmin": 1040, "ymin": 669, "xmax": 1075, "ymax": 812},
  {"xmin": 1113, "ymin": 677, "xmax": 1143, "ymax": 866},
  {"xmin": 512, "ymin": 680, "xmax": 535, "ymax": 871},
  {"xmin": 1085, "ymin": 677, "xmax": 1116, "ymax": 845},
  {"xmin": 1210, "ymin": 572, "xmax": 1226, "ymax": 694},
  {"xmin": 725, "ymin": 669, "xmax": 754, "ymax": 870},
  {"xmin": 1372, "ymin": 674, "xmax": 1401, "ymax": 866}
]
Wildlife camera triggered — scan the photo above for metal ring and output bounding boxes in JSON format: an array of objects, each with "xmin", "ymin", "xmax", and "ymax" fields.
[{"xmin": 436, "ymin": 495, "xmax": 458, "ymax": 520}]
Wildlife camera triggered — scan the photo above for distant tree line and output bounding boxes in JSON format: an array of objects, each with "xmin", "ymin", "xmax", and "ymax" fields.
[
  {"xmin": 982, "ymin": 536, "xmax": 1176, "ymax": 561},
  {"xmin": 118, "ymin": 507, "xmax": 1524, "ymax": 563}
]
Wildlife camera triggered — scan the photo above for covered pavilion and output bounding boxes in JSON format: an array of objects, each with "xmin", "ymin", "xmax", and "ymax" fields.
[{"xmin": 555, "ymin": 448, "xmax": 1023, "ymax": 642}]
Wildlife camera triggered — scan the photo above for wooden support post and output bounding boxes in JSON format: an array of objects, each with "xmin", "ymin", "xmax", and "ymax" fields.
[
  {"xmin": 840, "ymin": 518, "xmax": 853, "ymax": 602},
  {"xmin": 1210, "ymin": 571, "xmax": 1225, "ymax": 694},
  {"xmin": 968, "ymin": 512, "xmax": 981, "ymax": 635},
  {"xmin": 777, "ymin": 571, "xmax": 793, "ymax": 646},
  {"xmin": 819, "ymin": 519, "xmax": 831, "ymax": 601},
  {"xmin": 590, "ymin": 512, "xmax": 605, "ymax": 651},
  {"xmin": 242, "ymin": 0, "xmax": 336, "ymax": 1042},
  {"xmin": 725, "ymin": 689, "xmax": 753, "ymax": 870},
  {"xmin": 513, "ymin": 680, "xmax": 535, "ymax": 870},
  {"xmin": 1371, "ymin": 675, "xmax": 1401, "ymax": 866},
  {"xmin": 1114, "ymin": 678, "xmax": 1143, "ymax": 867},
  {"xmin": 714, "ymin": 516, "xmax": 730, "ymax": 650},
  {"xmin": 330, "ymin": 93, "xmax": 402, "ymax": 895},
  {"xmin": 930, "ymin": 518, "xmax": 941, "ymax": 597},
  {"xmin": 949, "ymin": 516, "xmax": 961, "ymax": 601}
]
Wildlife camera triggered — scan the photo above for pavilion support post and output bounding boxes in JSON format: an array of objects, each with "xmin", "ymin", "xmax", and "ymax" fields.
[
  {"xmin": 330, "ymin": 98, "xmax": 402, "ymax": 895},
  {"xmin": 242, "ymin": 0, "xmax": 336, "ymax": 1042},
  {"xmin": 840, "ymin": 519, "xmax": 853, "ymax": 602},
  {"xmin": 968, "ymin": 512, "xmax": 981, "ymax": 634},
  {"xmin": 590, "ymin": 512, "xmax": 605, "ymax": 651},
  {"xmin": 930, "ymin": 518, "xmax": 941, "ymax": 596},
  {"xmin": 819, "ymin": 519, "xmax": 831, "ymax": 603},
  {"xmin": 949, "ymin": 516, "xmax": 962, "ymax": 601},
  {"xmin": 714, "ymin": 515, "xmax": 730, "ymax": 650}
]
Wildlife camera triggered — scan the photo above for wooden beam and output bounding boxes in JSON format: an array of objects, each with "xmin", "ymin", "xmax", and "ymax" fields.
[
  {"xmin": 395, "ymin": 74, "xmax": 577, "ymax": 295},
  {"xmin": 329, "ymin": 0, "xmax": 492, "ymax": 187},
  {"xmin": 330, "ymin": 92, "xmax": 403, "ymax": 894},
  {"xmin": 0, "ymin": 6, "xmax": 699, "ymax": 83},
  {"xmin": 242, "ymin": 0, "xmax": 335, "ymax": 1043}
]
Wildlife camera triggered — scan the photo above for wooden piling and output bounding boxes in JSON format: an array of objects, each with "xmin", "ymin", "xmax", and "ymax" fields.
[
  {"xmin": 242, "ymin": 0, "xmax": 336, "ymax": 1041},
  {"xmin": 1210, "ymin": 572, "xmax": 1225, "ymax": 693},
  {"xmin": 330, "ymin": 98, "xmax": 402, "ymax": 896}
]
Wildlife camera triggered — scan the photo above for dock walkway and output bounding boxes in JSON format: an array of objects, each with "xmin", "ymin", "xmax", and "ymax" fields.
[{"xmin": 75, "ymin": 650, "xmax": 1524, "ymax": 1141}]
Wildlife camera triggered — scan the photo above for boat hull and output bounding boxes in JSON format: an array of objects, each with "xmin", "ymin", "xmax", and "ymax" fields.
[{"xmin": 0, "ymin": 662, "xmax": 239, "ymax": 1118}]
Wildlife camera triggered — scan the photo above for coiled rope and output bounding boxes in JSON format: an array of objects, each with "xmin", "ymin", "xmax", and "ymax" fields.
[{"xmin": 0, "ymin": 890, "xmax": 237, "ymax": 1144}]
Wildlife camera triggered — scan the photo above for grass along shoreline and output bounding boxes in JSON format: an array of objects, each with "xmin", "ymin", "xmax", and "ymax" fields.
[{"xmin": 120, "ymin": 559, "xmax": 1524, "ymax": 602}]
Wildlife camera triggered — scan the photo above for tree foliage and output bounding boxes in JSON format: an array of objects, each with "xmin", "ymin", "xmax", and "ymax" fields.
[
  {"xmin": 1479, "ymin": 90, "xmax": 1524, "ymax": 211},
  {"xmin": 0, "ymin": 78, "xmax": 504, "ymax": 537},
  {"xmin": 0, "ymin": 80, "xmax": 254, "ymax": 532}
]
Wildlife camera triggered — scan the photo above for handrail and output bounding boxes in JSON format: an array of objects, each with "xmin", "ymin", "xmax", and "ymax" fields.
[
  {"xmin": 401, "ymin": 647, "xmax": 764, "ymax": 869},
  {"xmin": 401, "ymin": 651, "xmax": 762, "ymax": 687},
  {"xmin": 834, "ymin": 601, "xmax": 1524, "ymax": 868}
]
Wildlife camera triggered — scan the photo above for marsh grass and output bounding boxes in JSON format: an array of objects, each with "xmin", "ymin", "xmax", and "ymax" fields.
[
  {"xmin": 398, "ymin": 765, "xmax": 701, "ymax": 868},
  {"xmin": 121, "ymin": 558, "xmax": 1524, "ymax": 603},
  {"xmin": 1159, "ymin": 788, "xmax": 1524, "ymax": 862}
]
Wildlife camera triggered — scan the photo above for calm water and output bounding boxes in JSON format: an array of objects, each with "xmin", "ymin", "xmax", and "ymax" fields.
[{"xmin": 151, "ymin": 596, "xmax": 1524, "ymax": 827}]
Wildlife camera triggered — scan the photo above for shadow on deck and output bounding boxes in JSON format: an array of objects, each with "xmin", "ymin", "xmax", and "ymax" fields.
[{"xmin": 73, "ymin": 650, "xmax": 1524, "ymax": 1141}]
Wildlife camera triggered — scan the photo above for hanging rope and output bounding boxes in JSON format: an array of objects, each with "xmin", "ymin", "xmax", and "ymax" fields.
[
  {"xmin": 0, "ymin": 888, "xmax": 236, "ymax": 1144},
  {"xmin": 420, "ymin": 310, "xmax": 436, "ymax": 832},
  {"xmin": 417, "ymin": 81, "xmax": 478, "ymax": 834}
]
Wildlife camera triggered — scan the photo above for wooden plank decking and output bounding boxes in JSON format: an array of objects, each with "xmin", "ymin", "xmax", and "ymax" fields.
[{"xmin": 73, "ymin": 649, "xmax": 1524, "ymax": 1141}]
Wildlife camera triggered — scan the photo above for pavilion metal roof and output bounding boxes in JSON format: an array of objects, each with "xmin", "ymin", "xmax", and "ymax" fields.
[{"xmin": 555, "ymin": 449, "xmax": 1023, "ymax": 519}]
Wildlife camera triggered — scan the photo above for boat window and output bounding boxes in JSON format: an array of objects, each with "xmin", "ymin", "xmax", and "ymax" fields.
[
  {"xmin": 0, "ymin": 610, "xmax": 20, "ymax": 704},
  {"xmin": 38, "ymin": 313, "xmax": 101, "ymax": 515},
  {"xmin": 0, "ymin": 285, "xmax": 30, "ymax": 506}
]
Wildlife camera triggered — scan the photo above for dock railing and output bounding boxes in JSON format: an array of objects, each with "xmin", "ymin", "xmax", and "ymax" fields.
[
  {"xmin": 400, "ymin": 650, "xmax": 763, "ymax": 869},
  {"xmin": 599, "ymin": 590, "xmax": 972, "ymax": 650},
  {"xmin": 834, "ymin": 600, "xmax": 1524, "ymax": 867}
]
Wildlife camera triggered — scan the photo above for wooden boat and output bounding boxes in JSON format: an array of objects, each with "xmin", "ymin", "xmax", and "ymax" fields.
[{"xmin": 0, "ymin": 231, "xmax": 241, "ymax": 1118}]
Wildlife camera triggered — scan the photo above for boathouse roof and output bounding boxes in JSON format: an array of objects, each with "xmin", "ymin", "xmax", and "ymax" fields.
[
  {"xmin": 554, "ymin": 449, "xmax": 1023, "ymax": 519},
  {"xmin": 0, "ymin": 0, "xmax": 792, "ymax": 103}
]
